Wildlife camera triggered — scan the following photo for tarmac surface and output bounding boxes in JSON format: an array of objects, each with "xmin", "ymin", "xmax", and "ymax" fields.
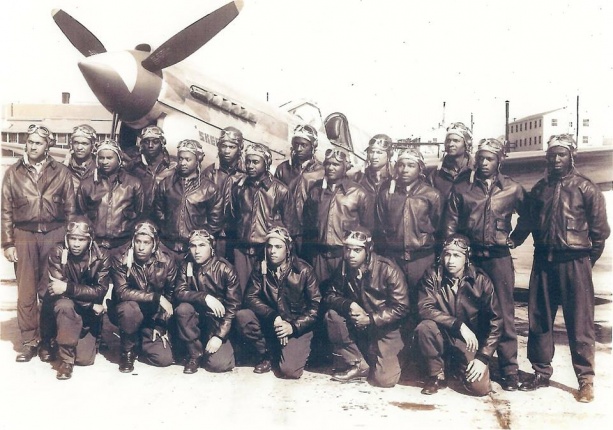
[{"xmin": 1, "ymin": 193, "xmax": 612, "ymax": 430}]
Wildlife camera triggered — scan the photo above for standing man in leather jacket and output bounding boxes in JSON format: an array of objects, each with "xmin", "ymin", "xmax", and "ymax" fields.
[
  {"xmin": 274, "ymin": 124, "xmax": 324, "ymax": 260},
  {"xmin": 203, "ymin": 127, "xmax": 246, "ymax": 261},
  {"xmin": 237, "ymin": 226, "xmax": 321, "ymax": 378},
  {"xmin": 519, "ymin": 135, "xmax": 610, "ymax": 403},
  {"xmin": 228, "ymin": 143, "xmax": 297, "ymax": 292},
  {"xmin": 46, "ymin": 216, "xmax": 110, "ymax": 380},
  {"xmin": 76, "ymin": 139, "xmax": 144, "ymax": 254},
  {"xmin": 324, "ymin": 227, "xmax": 408, "ymax": 387},
  {"xmin": 174, "ymin": 229, "xmax": 241, "ymax": 374},
  {"xmin": 416, "ymin": 234, "xmax": 502, "ymax": 396},
  {"xmin": 154, "ymin": 139, "xmax": 223, "ymax": 260},
  {"xmin": 66, "ymin": 124, "xmax": 97, "ymax": 191},
  {"xmin": 303, "ymin": 149, "xmax": 374, "ymax": 284},
  {"xmin": 110, "ymin": 221, "xmax": 177, "ymax": 373},
  {"xmin": 428, "ymin": 122, "xmax": 475, "ymax": 201},
  {"xmin": 444, "ymin": 138, "xmax": 530, "ymax": 391},
  {"xmin": 2, "ymin": 124, "xmax": 75, "ymax": 363},
  {"xmin": 376, "ymin": 146, "xmax": 443, "ymax": 324},
  {"xmin": 129, "ymin": 126, "xmax": 176, "ymax": 220}
]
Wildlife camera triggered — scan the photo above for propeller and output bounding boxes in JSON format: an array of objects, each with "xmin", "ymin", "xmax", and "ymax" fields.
[
  {"xmin": 51, "ymin": 9, "xmax": 106, "ymax": 57},
  {"xmin": 141, "ymin": 0, "xmax": 244, "ymax": 72}
]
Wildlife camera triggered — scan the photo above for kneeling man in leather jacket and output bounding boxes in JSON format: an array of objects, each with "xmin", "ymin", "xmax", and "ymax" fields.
[
  {"xmin": 324, "ymin": 226, "xmax": 409, "ymax": 388},
  {"xmin": 237, "ymin": 226, "xmax": 321, "ymax": 379},
  {"xmin": 416, "ymin": 234, "xmax": 502, "ymax": 396}
]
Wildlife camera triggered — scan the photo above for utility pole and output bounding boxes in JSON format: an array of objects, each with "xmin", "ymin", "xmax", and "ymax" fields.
[
  {"xmin": 576, "ymin": 95, "xmax": 580, "ymax": 146},
  {"xmin": 505, "ymin": 100, "xmax": 510, "ymax": 152}
]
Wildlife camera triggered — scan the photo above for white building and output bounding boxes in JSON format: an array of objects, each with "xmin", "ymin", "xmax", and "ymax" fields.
[{"xmin": 508, "ymin": 107, "xmax": 604, "ymax": 152}]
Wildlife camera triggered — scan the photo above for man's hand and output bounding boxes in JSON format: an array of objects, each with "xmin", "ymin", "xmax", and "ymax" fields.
[
  {"xmin": 506, "ymin": 238, "xmax": 516, "ymax": 249},
  {"xmin": 460, "ymin": 323, "xmax": 478, "ymax": 352},
  {"xmin": 279, "ymin": 336, "xmax": 288, "ymax": 347},
  {"xmin": 159, "ymin": 296, "xmax": 174, "ymax": 316},
  {"xmin": 152, "ymin": 329, "xmax": 169, "ymax": 349},
  {"xmin": 349, "ymin": 302, "xmax": 371, "ymax": 329},
  {"xmin": 465, "ymin": 358, "xmax": 487, "ymax": 383},
  {"xmin": 205, "ymin": 295, "xmax": 225, "ymax": 318},
  {"xmin": 205, "ymin": 336, "xmax": 222, "ymax": 354},
  {"xmin": 92, "ymin": 304, "xmax": 105, "ymax": 316},
  {"xmin": 274, "ymin": 316, "xmax": 293, "ymax": 339},
  {"xmin": 3, "ymin": 247, "xmax": 17, "ymax": 263},
  {"xmin": 48, "ymin": 275, "xmax": 68, "ymax": 296}
]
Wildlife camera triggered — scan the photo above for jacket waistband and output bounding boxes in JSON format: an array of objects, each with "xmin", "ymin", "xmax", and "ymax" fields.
[
  {"xmin": 470, "ymin": 245, "xmax": 511, "ymax": 259},
  {"xmin": 15, "ymin": 221, "xmax": 64, "ymax": 234},
  {"xmin": 315, "ymin": 244, "xmax": 344, "ymax": 259},
  {"xmin": 386, "ymin": 247, "xmax": 434, "ymax": 262}
]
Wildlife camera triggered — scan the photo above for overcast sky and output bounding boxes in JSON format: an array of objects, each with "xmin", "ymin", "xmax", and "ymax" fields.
[{"xmin": 2, "ymin": 0, "xmax": 612, "ymax": 141}]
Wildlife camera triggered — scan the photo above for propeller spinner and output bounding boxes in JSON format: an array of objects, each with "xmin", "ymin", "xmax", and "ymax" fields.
[{"xmin": 52, "ymin": 1, "xmax": 244, "ymax": 124}]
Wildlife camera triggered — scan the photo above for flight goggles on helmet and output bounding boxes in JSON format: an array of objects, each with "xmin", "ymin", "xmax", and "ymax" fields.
[
  {"xmin": 27, "ymin": 124, "xmax": 56, "ymax": 146},
  {"xmin": 244, "ymin": 143, "xmax": 273, "ymax": 167},
  {"xmin": 71, "ymin": 125, "xmax": 97, "ymax": 142},
  {"xmin": 188, "ymin": 229, "xmax": 215, "ymax": 245},
  {"xmin": 547, "ymin": 134, "xmax": 577, "ymax": 153},
  {"xmin": 342, "ymin": 228, "xmax": 372, "ymax": 248},
  {"xmin": 477, "ymin": 138, "xmax": 506, "ymax": 159},
  {"xmin": 292, "ymin": 124, "xmax": 318, "ymax": 145},
  {"xmin": 66, "ymin": 220, "xmax": 94, "ymax": 238},
  {"xmin": 265, "ymin": 226, "xmax": 293, "ymax": 244},
  {"xmin": 219, "ymin": 127, "xmax": 244, "ymax": 146},
  {"xmin": 324, "ymin": 148, "xmax": 350, "ymax": 162},
  {"xmin": 367, "ymin": 134, "xmax": 393, "ymax": 153},
  {"xmin": 177, "ymin": 139, "xmax": 204, "ymax": 158},
  {"xmin": 442, "ymin": 234, "xmax": 471, "ymax": 255}
]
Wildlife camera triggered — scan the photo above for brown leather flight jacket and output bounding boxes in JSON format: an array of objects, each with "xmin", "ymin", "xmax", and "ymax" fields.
[
  {"xmin": 229, "ymin": 173, "xmax": 297, "ymax": 245},
  {"xmin": 76, "ymin": 169, "xmax": 144, "ymax": 242},
  {"xmin": 174, "ymin": 256, "xmax": 242, "ymax": 340},
  {"xmin": 129, "ymin": 152, "xmax": 176, "ymax": 219},
  {"xmin": 418, "ymin": 264, "xmax": 502, "ymax": 364},
  {"xmin": 444, "ymin": 174, "xmax": 530, "ymax": 250},
  {"xmin": 303, "ymin": 178, "xmax": 375, "ymax": 247},
  {"xmin": 47, "ymin": 242, "xmax": 111, "ymax": 307},
  {"xmin": 427, "ymin": 154, "xmax": 475, "ymax": 201},
  {"xmin": 111, "ymin": 248, "xmax": 177, "ymax": 328},
  {"xmin": 154, "ymin": 171, "xmax": 224, "ymax": 246},
  {"xmin": 244, "ymin": 256, "xmax": 321, "ymax": 337},
  {"xmin": 2, "ymin": 157, "xmax": 75, "ymax": 249},
  {"xmin": 529, "ymin": 168, "xmax": 610, "ymax": 262},
  {"xmin": 325, "ymin": 253, "xmax": 408, "ymax": 330},
  {"xmin": 375, "ymin": 179, "xmax": 443, "ymax": 253}
]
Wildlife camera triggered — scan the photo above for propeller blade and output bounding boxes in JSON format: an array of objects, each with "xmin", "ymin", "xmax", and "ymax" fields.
[
  {"xmin": 52, "ymin": 9, "xmax": 106, "ymax": 57},
  {"xmin": 141, "ymin": 0, "xmax": 243, "ymax": 71}
]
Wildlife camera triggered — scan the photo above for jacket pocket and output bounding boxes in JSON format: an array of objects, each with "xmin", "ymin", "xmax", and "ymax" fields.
[
  {"xmin": 13, "ymin": 197, "xmax": 29, "ymax": 219},
  {"xmin": 495, "ymin": 218, "xmax": 511, "ymax": 244},
  {"xmin": 565, "ymin": 217, "xmax": 589, "ymax": 247}
]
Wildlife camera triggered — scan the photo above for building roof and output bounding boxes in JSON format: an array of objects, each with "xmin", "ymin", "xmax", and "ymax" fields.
[
  {"xmin": 510, "ymin": 107, "xmax": 565, "ymax": 124},
  {"xmin": 2, "ymin": 103, "xmax": 113, "ymax": 134}
]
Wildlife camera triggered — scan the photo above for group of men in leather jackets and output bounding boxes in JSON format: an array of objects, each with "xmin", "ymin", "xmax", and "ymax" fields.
[{"xmin": 1, "ymin": 120, "xmax": 608, "ymax": 403}]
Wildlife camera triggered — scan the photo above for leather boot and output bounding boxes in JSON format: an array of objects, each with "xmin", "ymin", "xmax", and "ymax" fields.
[
  {"xmin": 331, "ymin": 359, "xmax": 370, "ymax": 382},
  {"xmin": 119, "ymin": 350, "xmax": 136, "ymax": 373}
]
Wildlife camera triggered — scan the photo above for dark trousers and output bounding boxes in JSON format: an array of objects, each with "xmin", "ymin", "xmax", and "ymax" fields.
[
  {"xmin": 473, "ymin": 254, "xmax": 518, "ymax": 377},
  {"xmin": 175, "ymin": 302, "xmax": 235, "ymax": 372},
  {"xmin": 53, "ymin": 298, "xmax": 99, "ymax": 365},
  {"xmin": 325, "ymin": 309, "xmax": 403, "ymax": 388},
  {"xmin": 416, "ymin": 319, "xmax": 491, "ymax": 396},
  {"xmin": 14, "ymin": 227, "xmax": 65, "ymax": 346},
  {"xmin": 389, "ymin": 252, "xmax": 435, "ymax": 322},
  {"xmin": 236, "ymin": 309, "xmax": 313, "ymax": 379},
  {"xmin": 115, "ymin": 301, "xmax": 174, "ymax": 367},
  {"xmin": 313, "ymin": 253, "xmax": 343, "ymax": 285},
  {"xmin": 527, "ymin": 256, "xmax": 595, "ymax": 384},
  {"xmin": 234, "ymin": 245, "xmax": 265, "ymax": 295}
]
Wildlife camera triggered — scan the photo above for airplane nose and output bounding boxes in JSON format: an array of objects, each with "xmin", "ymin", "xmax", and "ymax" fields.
[{"xmin": 78, "ymin": 50, "xmax": 162, "ymax": 122}]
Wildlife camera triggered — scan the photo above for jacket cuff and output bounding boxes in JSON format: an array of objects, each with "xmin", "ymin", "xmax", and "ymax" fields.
[
  {"xmin": 289, "ymin": 321, "xmax": 298, "ymax": 336},
  {"xmin": 475, "ymin": 351, "xmax": 490, "ymax": 365},
  {"xmin": 341, "ymin": 300, "xmax": 353, "ymax": 316},
  {"xmin": 153, "ymin": 293, "xmax": 161, "ymax": 303},
  {"xmin": 451, "ymin": 319, "xmax": 463, "ymax": 334},
  {"xmin": 65, "ymin": 282, "xmax": 75, "ymax": 296}
]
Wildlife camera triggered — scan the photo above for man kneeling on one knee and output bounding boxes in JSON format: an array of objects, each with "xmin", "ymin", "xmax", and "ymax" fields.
[
  {"xmin": 237, "ymin": 226, "xmax": 321, "ymax": 379},
  {"xmin": 324, "ymin": 226, "xmax": 409, "ymax": 388},
  {"xmin": 416, "ymin": 234, "xmax": 502, "ymax": 396},
  {"xmin": 174, "ymin": 229, "xmax": 241, "ymax": 374}
]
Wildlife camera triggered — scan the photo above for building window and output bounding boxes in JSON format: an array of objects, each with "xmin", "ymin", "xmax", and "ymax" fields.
[
  {"xmin": 539, "ymin": 136, "xmax": 542, "ymax": 144},
  {"xmin": 529, "ymin": 137, "xmax": 532, "ymax": 145},
  {"xmin": 569, "ymin": 121, "xmax": 573, "ymax": 128},
  {"xmin": 520, "ymin": 124, "xmax": 523, "ymax": 131},
  {"xmin": 529, "ymin": 121, "xmax": 532, "ymax": 129},
  {"xmin": 539, "ymin": 119, "xmax": 542, "ymax": 127},
  {"xmin": 552, "ymin": 119, "xmax": 558, "ymax": 126},
  {"xmin": 583, "ymin": 136, "xmax": 589, "ymax": 144},
  {"xmin": 583, "ymin": 119, "xmax": 590, "ymax": 127},
  {"xmin": 432, "ymin": 138, "xmax": 437, "ymax": 143}
]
